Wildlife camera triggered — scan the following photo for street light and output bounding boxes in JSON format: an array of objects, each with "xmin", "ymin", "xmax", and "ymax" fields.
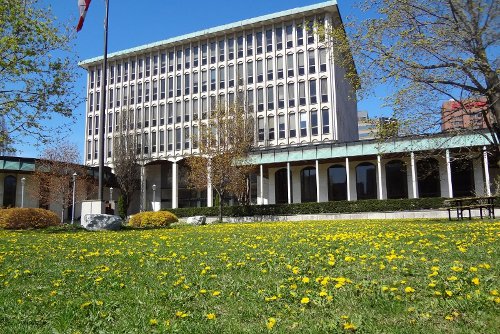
[
  {"xmin": 152, "ymin": 184, "xmax": 157, "ymax": 211},
  {"xmin": 71, "ymin": 173, "xmax": 77, "ymax": 225},
  {"xmin": 21, "ymin": 177, "xmax": 26, "ymax": 208}
]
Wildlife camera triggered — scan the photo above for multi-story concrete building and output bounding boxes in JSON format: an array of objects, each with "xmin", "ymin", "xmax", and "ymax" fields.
[
  {"xmin": 79, "ymin": 1, "xmax": 497, "ymax": 213},
  {"xmin": 441, "ymin": 97, "xmax": 492, "ymax": 131}
]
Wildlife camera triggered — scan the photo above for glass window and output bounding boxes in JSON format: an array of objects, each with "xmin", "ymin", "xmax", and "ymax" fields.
[
  {"xmin": 246, "ymin": 34, "xmax": 253, "ymax": 56},
  {"xmin": 296, "ymin": 23, "xmax": 304, "ymax": 46},
  {"xmin": 257, "ymin": 88, "xmax": 264, "ymax": 112},
  {"xmin": 301, "ymin": 167, "xmax": 317, "ymax": 203},
  {"xmin": 175, "ymin": 101, "xmax": 181, "ymax": 123},
  {"xmin": 267, "ymin": 115, "xmax": 275, "ymax": 140},
  {"xmin": 289, "ymin": 112, "xmax": 296, "ymax": 137},
  {"xmin": 300, "ymin": 111, "xmax": 307, "ymax": 136},
  {"xmin": 123, "ymin": 85, "xmax": 128, "ymax": 105},
  {"xmin": 136, "ymin": 108, "xmax": 141, "ymax": 128},
  {"xmin": 320, "ymin": 78, "xmax": 328, "ymax": 102},
  {"xmin": 275, "ymin": 169, "xmax": 291, "ymax": 204},
  {"xmin": 288, "ymin": 82, "xmax": 295, "ymax": 107},
  {"xmin": 94, "ymin": 138, "xmax": 98, "ymax": 159},
  {"xmin": 287, "ymin": 54, "xmax": 294, "ymax": 77},
  {"xmin": 168, "ymin": 52, "xmax": 174, "ymax": 72},
  {"xmin": 219, "ymin": 67, "xmax": 225, "ymax": 89},
  {"xmin": 175, "ymin": 75, "xmax": 181, "ymax": 97},
  {"xmin": 328, "ymin": 165, "xmax": 347, "ymax": 201},
  {"xmin": 89, "ymin": 92, "xmax": 94, "ymax": 112},
  {"xmin": 277, "ymin": 85, "xmax": 284, "ymax": 109},
  {"xmin": 247, "ymin": 88, "xmax": 254, "ymax": 112},
  {"xmin": 87, "ymin": 140, "xmax": 91, "ymax": 160},
  {"xmin": 115, "ymin": 87, "xmax": 121, "ymax": 107},
  {"xmin": 145, "ymin": 57, "xmax": 150, "ymax": 76},
  {"xmin": 124, "ymin": 62, "xmax": 128, "ymax": 81},
  {"xmin": 308, "ymin": 50, "xmax": 316, "ymax": 74},
  {"xmin": 451, "ymin": 158, "xmax": 475, "ymax": 197},
  {"xmin": 192, "ymin": 72, "xmax": 198, "ymax": 94},
  {"xmin": 299, "ymin": 82, "xmax": 306, "ymax": 106},
  {"xmin": 160, "ymin": 129, "xmax": 165, "ymax": 151},
  {"xmin": 238, "ymin": 63, "xmax": 244, "ymax": 86},
  {"xmin": 257, "ymin": 59, "xmax": 263, "ymax": 83},
  {"xmin": 417, "ymin": 158, "xmax": 441, "ymax": 198},
  {"xmin": 87, "ymin": 116, "xmax": 92, "ymax": 135},
  {"xmin": 201, "ymin": 44, "xmax": 208, "ymax": 65},
  {"xmin": 184, "ymin": 48, "xmax": 190, "ymax": 69},
  {"xmin": 184, "ymin": 100, "xmax": 190, "ymax": 122},
  {"xmin": 258, "ymin": 117, "xmax": 265, "ymax": 141},
  {"xmin": 266, "ymin": 58, "xmax": 273, "ymax": 81},
  {"xmin": 218, "ymin": 40, "xmax": 225, "ymax": 62},
  {"xmin": 151, "ymin": 131, "xmax": 157, "ymax": 153},
  {"xmin": 228, "ymin": 65, "xmax": 235, "ymax": 87},
  {"xmin": 144, "ymin": 106, "xmax": 150, "ymax": 127},
  {"xmin": 201, "ymin": 97, "xmax": 208, "ymax": 119},
  {"xmin": 160, "ymin": 53, "xmax": 166, "ymax": 74},
  {"xmin": 175, "ymin": 127, "xmax": 182, "ymax": 150},
  {"xmin": 152, "ymin": 80, "xmax": 158, "ymax": 100},
  {"xmin": 309, "ymin": 79, "xmax": 317, "ymax": 104},
  {"xmin": 275, "ymin": 27, "xmax": 283, "ymax": 51},
  {"xmin": 96, "ymin": 91, "xmax": 100, "ymax": 111},
  {"xmin": 110, "ymin": 65, "xmax": 115, "ymax": 84},
  {"xmin": 185, "ymin": 74, "xmax": 190, "ymax": 95},
  {"xmin": 160, "ymin": 104, "xmax": 165, "ymax": 125},
  {"xmin": 210, "ymin": 42, "xmax": 216, "ymax": 64},
  {"xmin": 138, "ymin": 58, "xmax": 143, "ymax": 79},
  {"xmin": 192, "ymin": 125, "xmax": 198, "ymax": 149},
  {"xmin": 319, "ymin": 48, "xmax": 327, "ymax": 72},
  {"xmin": 117, "ymin": 63, "xmax": 122, "ymax": 83},
  {"xmin": 228, "ymin": 38, "xmax": 234, "ymax": 60},
  {"xmin": 167, "ymin": 129, "xmax": 173, "ymax": 151},
  {"xmin": 210, "ymin": 68, "xmax": 216, "ymax": 91},
  {"xmin": 356, "ymin": 162, "xmax": 377, "ymax": 200},
  {"xmin": 247, "ymin": 61, "xmax": 253, "ymax": 84},
  {"xmin": 256, "ymin": 32, "xmax": 263, "ymax": 54},
  {"xmin": 3, "ymin": 176, "xmax": 16, "ymax": 207},
  {"xmin": 322, "ymin": 108, "xmax": 329, "ymax": 134},
  {"xmin": 265, "ymin": 29, "xmax": 273, "ymax": 52},
  {"xmin": 278, "ymin": 114, "xmax": 285, "ymax": 139},
  {"xmin": 237, "ymin": 36, "xmax": 244, "ymax": 58},
  {"xmin": 307, "ymin": 20, "xmax": 314, "ymax": 44},
  {"xmin": 168, "ymin": 77, "xmax": 173, "ymax": 98},
  {"xmin": 176, "ymin": 50, "xmax": 182, "ymax": 71},
  {"xmin": 193, "ymin": 46, "xmax": 199, "ymax": 67},
  {"xmin": 202, "ymin": 70, "xmax": 207, "ymax": 92},
  {"xmin": 144, "ymin": 81, "xmax": 150, "ymax": 102},
  {"xmin": 267, "ymin": 86, "xmax": 274, "ymax": 110},
  {"xmin": 286, "ymin": 25, "xmax": 293, "ymax": 49},
  {"xmin": 297, "ymin": 52, "xmax": 305, "ymax": 76},
  {"xmin": 90, "ymin": 70, "xmax": 95, "ymax": 88},
  {"xmin": 167, "ymin": 103, "xmax": 173, "ymax": 124},
  {"xmin": 385, "ymin": 160, "xmax": 408, "ymax": 199},
  {"xmin": 192, "ymin": 99, "xmax": 199, "ymax": 120},
  {"xmin": 137, "ymin": 82, "xmax": 142, "ymax": 103},
  {"xmin": 276, "ymin": 56, "xmax": 284, "ymax": 79},
  {"xmin": 129, "ymin": 85, "xmax": 134, "ymax": 104},
  {"xmin": 311, "ymin": 110, "xmax": 318, "ymax": 135},
  {"xmin": 184, "ymin": 126, "xmax": 190, "ymax": 149}
]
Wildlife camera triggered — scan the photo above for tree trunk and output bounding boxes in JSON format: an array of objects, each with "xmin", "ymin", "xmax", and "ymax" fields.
[{"xmin": 218, "ymin": 191, "xmax": 224, "ymax": 223}]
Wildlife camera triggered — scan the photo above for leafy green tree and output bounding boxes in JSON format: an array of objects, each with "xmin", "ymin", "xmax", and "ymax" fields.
[
  {"xmin": 327, "ymin": 0, "xmax": 499, "ymax": 160},
  {"xmin": 0, "ymin": 0, "xmax": 79, "ymax": 149}
]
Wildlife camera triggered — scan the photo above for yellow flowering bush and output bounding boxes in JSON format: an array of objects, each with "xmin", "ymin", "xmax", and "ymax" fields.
[
  {"xmin": 128, "ymin": 211, "xmax": 178, "ymax": 228},
  {"xmin": 0, "ymin": 208, "xmax": 59, "ymax": 229}
]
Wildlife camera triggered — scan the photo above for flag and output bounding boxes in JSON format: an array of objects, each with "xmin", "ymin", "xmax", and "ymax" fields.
[{"xmin": 76, "ymin": 0, "xmax": 92, "ymax": 32}]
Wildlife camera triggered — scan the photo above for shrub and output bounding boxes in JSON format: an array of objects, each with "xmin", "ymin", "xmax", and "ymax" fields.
[
  {"xmin": 0, "ymin": 208, "xmax": 60, "ymax": 229},
  {"xmin": 117, "ymin": 195, "xmax": 126, "ymax": 219},
  {"xmin": 128, "ymin": 211, "xmax": 178, "ymax": 228}
]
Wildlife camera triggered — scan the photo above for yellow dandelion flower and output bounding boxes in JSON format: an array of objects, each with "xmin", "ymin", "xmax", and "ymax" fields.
[
  {"xmin": 490, "ymin": 289, "xmax": 498, "ymax": 296},
  {"xmin": 80, "ymin": 301, "xmax": 92, "ymax": 309},
  {"xmin": 212, "ymin": 291, "xmax": 221, "ymax": 296},
  {"xmin": 149, "ymin": 319, "xmax": 158, "ymax": 326},
  {"xmin": 445, "ymin": 290, "xmax": 453, "ymax": 297},
  {"xmin": 300, "ymin": 297, "xmax": 310, "ymax": 304},
  {"xmin": 266, "ymin": 317, "xmax": 277, "ymax": 330},
  {"xmin": 50, "ymin": 290, "xmax": 57, "ymax": 296},
  {"xmin": 471, "ymin": 277, "xmax": 480, "ymax": 285},
  {"xmin": 445, "ymin": 315, "xmax": 454, "ymax": 321},
  {"xmin": 206, "ymin": 313, "xmax": 216, "ymax": 320},
  {"xmin": 302, "ymin": 277, "xmax": 310, "ymax": 283},
  {"xmin": 447, "ymin": 276, "xmax": 458, "ymax": 281},
  {"xmin": 404, "ymin": 287, "xmax": 415, "ymax": 293},
  {"xmin": 343, "ymin": 322, "xmax": 357, "ymax": 330}
]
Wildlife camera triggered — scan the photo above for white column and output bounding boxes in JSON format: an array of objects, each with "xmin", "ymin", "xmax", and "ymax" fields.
[
  {"xmin": 377, "ymin": 155, "xmax": 383, "ymax": 200},
  {"xmin": 140, "ymin": 165, "xmax": 146, "ymax": 212},
  {"xmin": 483, "ymin": 147, "xmax": 491, "ymax": 196},
  {"xmin": 259, "ymin": 164, "xmax": 264, "ymax": 205},
  {"xmin": 410, "ymin": 152, "xmax": 418, "ymax": 198},
  {"xmin": 315, "ymin": 160, "xmax": 320, "ymax": 202},
  {"xmin": 207, "ymin": 160, "xmax": 213, "ymax": 207},
  {"xmin": 446, "ymin": 149, "xmax": 453, "ymax": 198},
  {"xmin": 172, "ymin": 161, "xmax": 178, "ymax": 209},
  {"xmin": 287, "ymin": 162, "xmax": 292, "ymax": 204},
  {"xmin": 345, "ymin": 157, "xmax": 351, "ymax": 201}
]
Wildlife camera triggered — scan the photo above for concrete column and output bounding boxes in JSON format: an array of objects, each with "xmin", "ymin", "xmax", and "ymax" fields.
[
  {"xmin": 410, "ymin": 152, "xmax": 418, "ymax": 198},
  {"xmin": 315, "ymin": 160, "xmax": 320, "ymax": 202},
  {"xmin": 446, "ymin": 149, "xmax": 453, "ymax": 198},
  {"xmin": 483, "ymin": 147, "xmax": 491, "ymax": 196},
  {"xmin": 140, "ymin": 165, "xmax": 146, "ymax": 212},
  {"xmin": 287, "ymin": 162, "xmax": 292, "ymax": 204},
  {"xmin": 259, "ymin": 164, "xmax": 264, "ymax": 205},
  {"xmin": 207, "ymin": 160, "xmax": 213, "ymax": 207},
  {"xmin": 377, "ymin": 155, "xmax": 383, "ymax": 200},
  {"xmin": 172, "ymin": 161, "xmax": 178, "ymax": 209},
  {"xmin": 345, "ymin": 157, "xmax": 351, "ymax": 201}
]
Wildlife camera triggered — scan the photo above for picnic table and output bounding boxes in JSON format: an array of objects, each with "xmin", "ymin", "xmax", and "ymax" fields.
[{"xmin": 444, "ymin": 196, "xmax": 496, "ymax": 220}]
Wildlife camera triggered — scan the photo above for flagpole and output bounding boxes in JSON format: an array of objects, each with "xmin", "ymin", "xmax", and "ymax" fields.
[{"xmin": 98, "ymin": 0, "xmax": 109, "ymax": 203}]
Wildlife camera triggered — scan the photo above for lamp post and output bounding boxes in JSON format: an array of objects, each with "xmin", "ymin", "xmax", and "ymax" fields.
[
  {"xmin": 71, "ymin": 173, "xmax": 77, "ymax": 225},
  {"xmin": 21, "ymin": 177, "xmax": 26, "ymax": 208},
  {"xmin": 152, "ymin": 184, "xmax": 157, "ymax": 211}
]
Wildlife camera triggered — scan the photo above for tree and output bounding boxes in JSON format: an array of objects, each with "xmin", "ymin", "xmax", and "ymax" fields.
[
  {"xmin": 112, "ymin": 114, "xmax": 141, "ymax": 217},
  {"xmin": 0, "ymin": 0, "xmax": 79, "ymax": 150},
  {"xmin": 30, "ymin": 143, "xmax": 95, "ymax": 223},
  {"xmin": 186, "ymin": 99, "xmax": 255, "ymax": 222},
  {"xmin": 327, "ymin": 0, "xmax": 499, "ymax": 160}
]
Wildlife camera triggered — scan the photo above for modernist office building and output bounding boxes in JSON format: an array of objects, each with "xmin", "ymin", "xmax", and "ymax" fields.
[{"xmin": 80, "ymin": 1, "xmax": 497, "ymax": 212}]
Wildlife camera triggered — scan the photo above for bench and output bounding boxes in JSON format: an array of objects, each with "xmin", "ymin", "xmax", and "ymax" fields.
[{"xmin": 444, "ymin": 196, "xmax": 496, "ymax": 220}]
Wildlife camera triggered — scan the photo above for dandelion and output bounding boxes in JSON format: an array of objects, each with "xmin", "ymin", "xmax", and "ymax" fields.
[
  {"xmin": 206, "ymin": 313, "xmax": 216, "ymax": 320},
  {"xmin": 212, "ymin": 290, "xmax": 221, "ymax": 296},
  {"xmin": 471, "ymin": 277, "xmax": 480, "ymax": 285},
  {"xmin": 266, "ymin": 317, "xmax": 277, "ymax": 330},
  {"xmin": 300, "ymin": 297, "xmax": 310, "ymax": 304},
  {"xmin": 343, "ymin": 322, "xmax": 357, "ymax": 330},
  {"xmin": 404, "ymin": 287, "xmax": 415, "ymax": 294},
  {"xmin": 302, "ymin": 277, "xmax": 310, "ymax": 283},
  {"xmin": 149, "ymin": 319, "xmax": 158, "ymax": 326},
  {"xmin": 445, "ymin": 290, "xmax": 453, "ymax": 297},
  {"xmin": 80, "ymin": 301, "xmax": 92, "ymax": 309},
  {"xmin": 175, "ymin": 311, "xmax": 188, "ymax": 318}
]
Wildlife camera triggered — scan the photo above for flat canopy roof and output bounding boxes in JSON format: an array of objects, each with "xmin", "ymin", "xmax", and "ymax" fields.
[{"xmin": 79, "ymin": 1, "xmax": 338, "ymax": 68}]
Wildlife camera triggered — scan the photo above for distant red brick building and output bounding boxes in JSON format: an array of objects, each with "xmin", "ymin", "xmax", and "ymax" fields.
[{"xmin": 441, "ymin": 98, "xmax": 492, "ymax": 131}]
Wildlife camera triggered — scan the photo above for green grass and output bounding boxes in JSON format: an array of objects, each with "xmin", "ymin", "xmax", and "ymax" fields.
[{"xmin": 0, "ymin": 219, "xmax": 498, "ymax": 333}]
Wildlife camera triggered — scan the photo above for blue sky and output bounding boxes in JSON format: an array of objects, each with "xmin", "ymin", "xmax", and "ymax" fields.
[{"xmin": 18, "ymin": 0, "xmax": 389, "ymax": 159}]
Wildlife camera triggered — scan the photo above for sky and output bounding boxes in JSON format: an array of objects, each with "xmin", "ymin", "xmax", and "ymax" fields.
[{"xmin": 17, "ymin": 0, "xmax": 390, "ymax": 159}]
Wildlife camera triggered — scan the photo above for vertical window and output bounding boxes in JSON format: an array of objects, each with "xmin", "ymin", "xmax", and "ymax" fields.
[
  {"xmin": 278, "ymin": 114, "xmax": 285, "ymax": 139},
  {"xmin": 275, "ymin": 27, "xmax": 283, "ymax": 51},
  {"xmin": 267, "ymin": 115, "xmax": 275, "ymax": 140},
  {"xmin": 297, "ymin": 52, "xmax": 305, "ymax": 76},
  {"xmin": 256, "ymin": 32, "xmax": 263, "ymax": 54},
  {"xmin": 266, "ymin": 29, "xmax": 273, "ymax": 52},
  {"xmin": 307, "ymin": 20, "xmax": 314, "ymax": 44},
  {"xmin": 115, "ymin": 87, "xmax": 120, "ymax": 107},
  {"xmin": 289, "ymin": 112, "xmax": 296, "ymax": 137},
  {"xmin": 246, "ymin": 34, "xmax": 253, "ymax": 56},
  {"xmin": 97, "ymin": 67, "xmax": 101, "ymax": 86},
  {"xmin": 123, "ymin": 85, "xmax": 128, "ymax": 105},
  {"xmin": 287, "ymin": 54, "xmax": 294, "ymax": 77},
  {"xmin": 219, "ymin": 67, "xmax": 225, "ymax": 89},
  {"xmin": 161, "ymin": 53, "xmax": 166, "ymax": 74},
  {"xmin": 257, "ymin": 88, "xmax": 264, "ymax": 112},
  {"xmin": 87, "ymin": 140, "xmax": 91, "ymax": 160},
  {"xmin": 266, "ymin": 58, "xmax": 273, "ymax": 81},
  {"xmin": 192, "ymin": 125, "xmax": 198, "ymax": 149},
  {"xmin": 311, "ymin": 110, "xmax": 318, "ymax": 135},
  {"xmin": 201, "ymin": 97, "xmax": 207, "ymax": 119},
  {"xmin": 161, "ymin": 78, "xmax": 166, "ymax": 99},
  {"xmin": 247, "ymin": 61, "xmax": 253, "ymax": 84},
  {"xmin": 117, "ymin": 64, "xmax": 122, "ymax": 83},
  {"xmin": 201, "ymin": 44, "xmax": 208, "ymax": 65},
  {"xmin": 110, "ymin": 65, "xmax": 115, "ymax": 84},
  {"xmin": 184, "ymin": 100, "xmax": 190, "ymax": 122},
  {"xmin": 160, "ymin": 104, "xmax": 165, "ymax": 126},
  {"xmin": 144, "ymin": 81, "xmax": 150, "ymax": 102},
  {"xmin": 238, "ymin": 63, "xmax": 244, "ymax": 86},
  {"xmin": 301, "ymin": 167, "xmax": 317, "ymax": 203},
  {"xmin": 144, "ymin": 106, "xmax": 150, "ymax": 127},
  {"xmin": 153, "ymin": 80, "xmax": 158, "ymax": 100},
  {"xmin": 277, "ymin": 56, "xmax": 284, "ymax": 79},
  {"xmin": 288, "ymin": 82, "xmax": 295, "ymax": 107},
  {"xmin": 176, "ymin": 100, "xmax": 182, "ymax": 123},
  {"xmin": 168, "ymin": 52, "xmax": 174, "ymax": 72},
  {"xmin": 228, "ymin": 65, "xmax": 235, "ymax": 87},
  {"xmin": 153, "ymin": 55, "xmax": 159, "ymax": 75},
  {"xmin": 137, "ymin": 83, "xmax": 143, "ymax": 103},
  {"xmin": 320, "ymin": 78, "xmax": 328, "ymax": 102},
  {"xmin": 129, "ymin": 108, "xmax": 134, "ymax": 130},
  {"xmin": 145, "ymin": 57, "xmax": 150, "ymax": 76},
  {"xmin": 319, "ymin": 48, "xmax": 327, "ymax": 72},
  {"xmin": 184, "ymin": 126, "xmax": 190, "ymax": 149},
  {"xmin": 300, "ymin": 111, "xmax": 307, "ymax": 137},
  {"xmin": 286, "ymin": 25, "xmax": 293, "ymax": 48},
  {"xmin": 159, "ymin": 129, "xmax": 165, "ymax": 151},
  {"xmin": 96, "ymin": 92, "xmax": 100, "ymax": 111},
  {"xmin": 322, "ymin": 108, "xmax": 330, "ymax": 134},
  {"xmin": 87, "ymin": 116, "xmax": 92, "ymax": 135},
  {"xmin": 257, "ymin": 59, "xmax": 263, "ymax": 83},
  {"xmin": 277, "ymin": 85, "xmax": 284, "ymax": 109},
  {"xmin": 297, "ymin": 23, "xmax": 304, "ymax": 46},
  {"xmin": 167, "ymin": 103, "xmax": 173, "ymax": 124},
  {"xmin": 108, "ymin": 112, "xmax": 113, "ymax": 133},
  {"xmin": 299, "ymin": 82, "xmax": 306, "ymax": 106},
  {"xmin": 210, "ymin": 68, "xmax": 216, "ymax": 91},
  {"xmin": 247, "ymin": 88, "xmax": 254, "ymax": 112},
  {"xmin": 317, "ymin": 17, "xmax": 326, "ymax": 42},
  {"xmin": 175, "ymin": 128, "xmax": 181, "ymax": 150},
  {"xmin": 129, "ymin": 85, "xmax": 134, "ymax": 104},
  {"xmin": 152, "ymin": 105, "xmax": 157, "ymax": 126},
  {"xmin": 123, "ymin": 62, "xmax": 129, "ymax": 82},
  {"xmin": 185, "ymin": 48, "xmax": 191, "ymax": 69},
  {"xmin": 176, "ymin": 75, "xmax": 181, "ymax": 97},
  {"xmin": 136, "ymin": 108, "xmax": 141, "ymax": 128},
  {"xmin": 185, "ymin": 73, "xmax": 190, "ymax": 95},
  {"xmin": 328, "ymin": 165, "xmax": 347, "ymax": 201},
  {"xmin": 176, "ymin": 50, "xmax": 182, "ymax": 71},
  {"xmin": 218, "ymin": 40, "xmax": 225, "ymax": 62},
  {"xmin": 94, "ymin": 138, "xmax": 98, "ymax": 159},
  {"xmin": 138, "ymin": 58, "xmax": 143, "ymax": 79},
  {"xmin": 143, "ymin": 132, "xmax": 149, "ymax": 154},
  {"xmin": 168, "ymin": 77, "xmax": 173, "ymax": 98},
  {"xmin": 258, "ymin": 117, "xmax": 265, "ymax": 141},
  {"xmin": 193, "ymin": 46, "xmax": 199, "ymax": 67},
  {"xmin": 309, "ymin": 79, "xmax": 317, "ymax": 104},
  {"xmin": 267, "ymin": 86, "xmax": 274, "ymax": 110},
  {"xmin": 89, "ymin": 92, "xmax": 94, "ymax": 112},
  {"xmin": 228, "ymin": 38, "xmax": 234, "ymax": 60},
  {"xmin": 167, "ymin": 129, "xmax": 173, "ymax": 151},
  {"xmin": 237, "ymin": 36, "xmax": 244, "ymax": 58},
  {"xmin": 90, "ymin": 70, "xmax": 95, "ymax": 89},
  {"xmin": 152, "ymin": 131, "xmax": 157, "ymax": 153},
  {"xmin": 192, "ymin": 72, "xmax": 198, "ymax": 94},
  {"xmin": 192, "ymin": 99, "xmax": 199, "ymax": 121},
  {"xmin": 356, "ymin": 162, "xmax": 377, "ymax": 200},
  {"xmin": 308, "ymin": 50, "xmax": 316, "ymax": 74},
  {"xmin": 95, "ymin": 115, "xmax": 99, "ymax": 135},
  {"xmin": 210, "ymin": 42, "xmax": 216, "ymax": 64},
  {"xmin": 202, "ymin": 70, "xmax": 207, "ymax": 92}
]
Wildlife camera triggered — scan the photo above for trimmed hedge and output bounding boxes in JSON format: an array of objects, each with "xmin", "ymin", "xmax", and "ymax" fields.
[
  {"xmin": 128, "ymin": 211, "xmax": 178, "ymax": 228},
  {"xmin": 169, "ymin": 197, "xmax": 448, "ymax": 218},
  {"xmin": 0, "ymin": 208, "xmax": 60, "ymax": 229}
]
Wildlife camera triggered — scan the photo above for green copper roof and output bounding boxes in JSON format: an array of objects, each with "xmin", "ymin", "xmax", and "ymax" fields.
[{"xmin": 79, "ymin": 1, "xmax": 338, "ymax": 67}]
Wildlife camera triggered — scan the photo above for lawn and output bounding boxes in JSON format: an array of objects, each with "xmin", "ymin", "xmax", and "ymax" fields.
[{"xmin": 0, "ymin": 219, "xmax": 498, "ymax": 333}]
